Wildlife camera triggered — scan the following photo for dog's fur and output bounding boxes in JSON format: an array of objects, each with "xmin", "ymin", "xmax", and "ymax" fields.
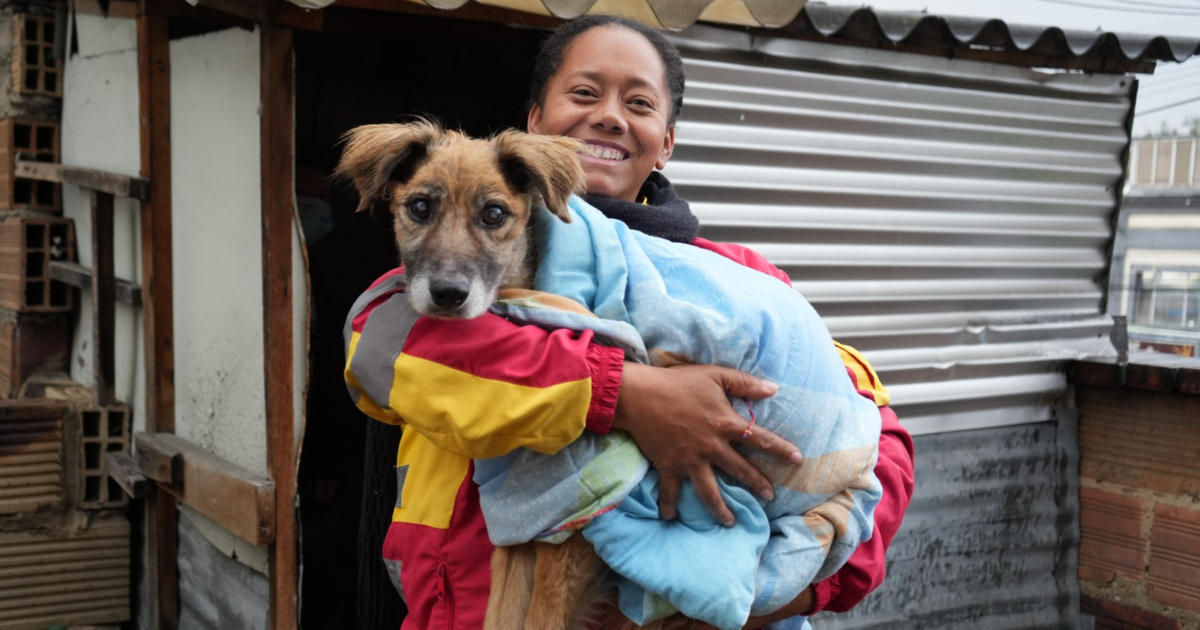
[{"xmin": 338, "ymin": 121, "xmax": 692, "ymax": 630}]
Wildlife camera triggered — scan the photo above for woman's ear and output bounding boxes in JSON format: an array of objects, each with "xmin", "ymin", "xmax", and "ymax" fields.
[
  {"xmin": 334, "ymin": 120, "xmax": 442, "ymax": 212},
  {"xmin": 527, "ymin": 103, "xmax": 544, "ymax": 135},
  {"xmin": 656, "ymin": 125, "xmax": 676, "ymax": 170}
]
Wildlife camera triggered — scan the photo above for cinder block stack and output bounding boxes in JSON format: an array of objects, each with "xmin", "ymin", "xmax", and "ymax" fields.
[
  {"xmin": 0, "ymin": 5, "xmax": 69, "ymax": 400},
  {"xmin": 0, "ymin": 6, "xmax": 131, "ymax": 630}
]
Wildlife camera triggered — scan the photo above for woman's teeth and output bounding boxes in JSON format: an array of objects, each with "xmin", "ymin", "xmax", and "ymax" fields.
[{"xmin": 582, "ymin": 145, "xmax": 627, "ymax": 161}]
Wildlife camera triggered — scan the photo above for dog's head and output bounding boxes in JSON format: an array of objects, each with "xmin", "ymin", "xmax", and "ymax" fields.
[{"xmin": 336, "ymin": 120, "xmax": 586, "ymax": 319}]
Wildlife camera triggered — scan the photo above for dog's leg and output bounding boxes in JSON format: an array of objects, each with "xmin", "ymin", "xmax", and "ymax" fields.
[
  {"xmin": 485, "ymin": 544, "xmax": 538, "ymax": 630},
  {"xmin": 524, "ymin": 534, "xmax": 608, "ymax": 630}
]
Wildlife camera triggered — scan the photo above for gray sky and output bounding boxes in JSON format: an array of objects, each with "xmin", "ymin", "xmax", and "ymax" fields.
[{"xmin": 844, "ymin": 0, "xmax": 1200, "ymax": 136}]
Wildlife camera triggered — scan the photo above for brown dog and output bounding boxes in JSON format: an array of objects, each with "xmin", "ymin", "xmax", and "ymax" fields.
[{"xmin": 337, "ymin": 121, "xmax": 690, "ymax": 630}]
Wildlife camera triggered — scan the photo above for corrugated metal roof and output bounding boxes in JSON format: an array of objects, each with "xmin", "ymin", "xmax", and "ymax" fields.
[
  {"xmin": 301, "ymin": 0, "xmax": 1200, "ymax": 66},
  {"xmin": 792, "ymin": 3, "xmax": 1200, "ymax": 65}
]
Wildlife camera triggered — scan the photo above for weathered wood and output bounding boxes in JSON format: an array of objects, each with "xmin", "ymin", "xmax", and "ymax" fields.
[
  {"xmin": 106, "ymin": 451, "xmax": 148, "ymax": 499},
  {"xmin": 91, "ymin": 191, "xmax": 116, "ymax": 407},
  {"xmin": 333, "ymin": 0, "xmax": 559, "ymax": 29},
  {"xmin": 141, "ymin": 432, "xmax": 277, "ymax": 546},
  {"xmin": 134, "ymin": 432, "xmax": 183, "ymax": 485},
  {"xmin": 261, "ymin": 22, "xmax": 299, "ymax": 630},
  {"xmin": 138, "ymin": 10, "xmax": 178, "ymax": 629},
  {"xmin": 14, "ymin": 161, "xmax": 150, "ymax": 202},
  {"xmin": 48, "ymin": 261, "xmax": 142, "ymax": 306},
  {"xmin": 148, "ymin": 0, "xmax": 323, "ymax": 31}
]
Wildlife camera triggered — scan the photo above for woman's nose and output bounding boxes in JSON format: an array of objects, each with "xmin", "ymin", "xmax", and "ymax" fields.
[{"xmin": 589, "ymin": 96, "xmax": 626, "ymax": 133}]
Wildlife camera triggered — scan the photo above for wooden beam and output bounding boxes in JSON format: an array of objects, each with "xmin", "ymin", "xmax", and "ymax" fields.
[
  {"xmin": 261, "ymin": 23, "xmax": 299, "ymax": 630},
  {"xmin": 14, "ymin": 160, "xmax": 151, "ymax": 201},
  {"xmin": 332, "ymin": 0, "xmax": 560, "ymax": 29},
  {"xmin": 107, "ymin": 451, "xmax": 149, "ymax": 499},
  {"xmin": 135, "ymin": 432, "xmax": 184, "ymax": 485},
  {"xmin": 137, "ymin": 10, "xmax": 178, "ymax": 630},
  {"xmin": 49, "ymin": 261, "xmax": 143, "ymax": 306},
  {"xmin": 148, "ymin": 0, "xmax": 323, "ymax": 31},
  {"xmin": 136, "ymin": 432, "xmax": 277, "ymax": 546},
  {"xmin": 91, "ymin": 191, "xmax": 116, "ymax": 407}
]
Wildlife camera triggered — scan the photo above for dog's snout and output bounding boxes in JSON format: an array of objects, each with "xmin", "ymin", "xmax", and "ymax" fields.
[{"xmin": 430, "ymin": 278, "xmax": 471, "ymax": 309}]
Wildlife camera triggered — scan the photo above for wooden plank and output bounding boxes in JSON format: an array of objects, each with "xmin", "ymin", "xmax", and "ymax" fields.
[
  {"xmin": 149, "ymin": 0, "xmax": 323, "ymax": 31},
  {"xmin": 48, "ymin": 261, "xmax": 143, "ymax": 306},
  {"xmin": 141, "ymin": 433, "xmax": 276, "ymax": 546},
  {"xmin": 137, "ymin": 8, "xmax": 175, "ymax": 436},
  {"xmin": 333, "ymin": 0, "xmax": 560, "ymax": 28},
  {"xmin": 138, "ymin": 10, "xmax": 178, "ymax": 629},
  {"xmin": 134, "ymin": 432, "xmax": 183, "ymax": 485},
  {"xmin": 13, "ymin": 161, "xmax": 150, "ymax": 202},
  {"xmin": 91, "ymin": 191, "xmax": 116, "ymax": 407},
  {"xmin": 261, "ymin": 23, "xmax": 299, "ymax": 630},
  {"xmin": 106, "ymin": 451, "xmax": 147, "ymax": 499}
]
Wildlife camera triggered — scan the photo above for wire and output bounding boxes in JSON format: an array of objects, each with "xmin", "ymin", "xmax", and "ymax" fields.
[
  {"xmin": 1031, "ymin": 0, "xmax": 1200, "ymax": 15},
  {"xmin": 1109, "ymin": 0, "xmax": 1200, "ymax": 11},
  {"xmin": 1141, "ymin": 66, "xmax": 1200, "ymax": 88},
  {"xmin": 1129, "ymin": 14, "xmax": 1200, "ymax": 31},
  {"xmin": 1141, "ymin": 81, "xmax": 1200, "ymax": 98},
  {"xmin": 1138, "ymin": 92, "xmax": 1200, "ymax": 113}
]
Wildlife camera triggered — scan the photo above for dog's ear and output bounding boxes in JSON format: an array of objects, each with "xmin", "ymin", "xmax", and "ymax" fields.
[
  {"xmin": 335, "ymin": 121, "xmax": 443, "ymax": 212},
  {"xmin": 493, "ymin": 131, "xmax": 586, "ymax": 223}
]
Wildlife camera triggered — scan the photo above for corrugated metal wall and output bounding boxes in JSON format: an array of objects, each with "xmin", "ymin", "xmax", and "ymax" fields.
[
  {"xmin": 811, "ymin": 420, "xmax": 1079, "ymax": 630},
  {"xmin": 665, "ymin": 27, "xmax": 1126, "ymax": 437},
  {"xmin": 661, "ymin": 27, "xmax": 1129, "ymax": 629}
]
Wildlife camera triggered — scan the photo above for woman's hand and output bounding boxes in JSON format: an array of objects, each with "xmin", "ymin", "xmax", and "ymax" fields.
[{"xmin": 611, "ymin": 361, "xmax": 803, "ymax": 526}]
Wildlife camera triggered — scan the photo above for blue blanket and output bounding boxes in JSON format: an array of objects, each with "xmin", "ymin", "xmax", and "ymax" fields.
[{"xmin": 474, "ymin": 197, "xmax": 882, "ymax": 630}]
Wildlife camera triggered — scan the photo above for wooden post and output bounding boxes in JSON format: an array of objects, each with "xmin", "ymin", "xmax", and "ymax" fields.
[
  {"xmin": 91, "ymin": 191, "xmax": 116, "ymax": 406},
  {"xmin": 137, "ymin": 9, "xmax": 178, "ymax": 630},
  {"xmin": 261, "ymin": 23, "xmax": 299, "ymax": 630}
]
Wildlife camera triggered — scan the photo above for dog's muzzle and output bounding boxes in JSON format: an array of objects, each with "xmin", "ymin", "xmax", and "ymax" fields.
[{"xmin": 429, "ymin": 276, "xmax": 471, "ymax": 310}]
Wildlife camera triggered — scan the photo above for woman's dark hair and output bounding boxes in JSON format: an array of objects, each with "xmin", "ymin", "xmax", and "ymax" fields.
[{"xmin": 528, "ymin": 15, "xmax": 685, "ymax": 126}]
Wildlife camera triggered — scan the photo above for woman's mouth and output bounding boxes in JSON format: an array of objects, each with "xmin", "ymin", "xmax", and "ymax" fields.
[{"xmin": 579, "ymin": 143, "xmax": 629, "ymax": 162}]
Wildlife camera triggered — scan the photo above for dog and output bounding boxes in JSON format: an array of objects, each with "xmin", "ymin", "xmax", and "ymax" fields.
[{"xmin": 337, "ymin": 121, "xmax": 690, "ymax": 630}]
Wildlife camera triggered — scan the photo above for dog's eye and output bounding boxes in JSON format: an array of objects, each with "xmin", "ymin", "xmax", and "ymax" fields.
[
  {"xmin": 408, "ymin": 199, "xmax": 431, "ymax": 222},
  {"xmin": 481, "ymin": 205, "xmax": 507, "ymax": 227}
]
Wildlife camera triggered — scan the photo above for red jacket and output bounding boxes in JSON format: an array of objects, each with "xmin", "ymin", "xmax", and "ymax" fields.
[{"xmin": 345, "ymin": 237, "xmax": 915, "ymax": 629}]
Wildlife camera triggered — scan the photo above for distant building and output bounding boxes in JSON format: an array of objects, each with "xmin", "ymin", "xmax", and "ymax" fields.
[{"xmin": 1111, "ymin": 137, "xmax": 1200, "ymax": 357}]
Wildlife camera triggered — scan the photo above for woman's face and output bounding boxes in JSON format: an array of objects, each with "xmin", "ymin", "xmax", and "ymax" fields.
[{"xmin": 528, "ymin": 26, "xmax": 675, "ymax": 202}]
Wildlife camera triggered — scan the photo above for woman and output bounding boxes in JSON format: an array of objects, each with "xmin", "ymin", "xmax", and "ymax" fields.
[{"xmin": 345, "ymin": 15, "xmax": 914, "ymax": 630}]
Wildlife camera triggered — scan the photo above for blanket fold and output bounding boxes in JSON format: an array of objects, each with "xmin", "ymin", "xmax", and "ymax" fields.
[{"xmin": 474, "ymin": 197, "xmax": 882, "ymax": 630}]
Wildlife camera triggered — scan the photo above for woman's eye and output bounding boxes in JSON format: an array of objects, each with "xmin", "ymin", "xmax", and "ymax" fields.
[
  {"xmin": 408, "ymin": 199, "xmax": 431, "ymax": 221},
  {"xmin": 630, "ymin": 98, "xmax": 653, "ymax": 109},
  {"xmin": 572, "ymin": 89, "xmax": 597, "ymax": 98},
  {"xmin": 481, "ymin": 205, "xmax": 507, "ymax": 226}
]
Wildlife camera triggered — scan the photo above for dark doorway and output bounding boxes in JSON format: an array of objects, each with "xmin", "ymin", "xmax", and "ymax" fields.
[{"xmin": 294, "ymin": 10, "xmax": 545, "ymax": 629}]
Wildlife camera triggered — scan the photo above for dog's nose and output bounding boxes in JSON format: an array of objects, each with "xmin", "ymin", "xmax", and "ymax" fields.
[{"xmin": 430, "ymin": 279, "xmax": 470, "ymax": 309}]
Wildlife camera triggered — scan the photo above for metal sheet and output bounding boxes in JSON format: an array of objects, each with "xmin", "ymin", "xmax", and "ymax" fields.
[
  {"xmin": 810, "ymin": 420, "xmax": 1079, "ymax": 630},
  {"xmin": 665, "ymin": 28, "xmax": 1125, "ymax": 435},
  {"xmin": 0, "ymin": 517, "xmax": 131, "ymax": 630},
  {"xmin": 178, "ymin": 512, "xmax": 270, "ymax": 630}
]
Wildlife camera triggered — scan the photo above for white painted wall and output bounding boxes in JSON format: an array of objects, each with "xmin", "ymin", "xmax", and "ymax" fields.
[
  {"xmin": 61, "ymin": 12, "xmax": 146, "ymax": 434},
  {"xmin": 170, "ymin": 27, "xmax": 270, "ymax": 476}
]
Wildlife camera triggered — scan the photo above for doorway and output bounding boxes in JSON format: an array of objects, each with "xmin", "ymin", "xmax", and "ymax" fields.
[{"xmin": 294, "ymin": 9, "xmax": 546, "ymax": 628}]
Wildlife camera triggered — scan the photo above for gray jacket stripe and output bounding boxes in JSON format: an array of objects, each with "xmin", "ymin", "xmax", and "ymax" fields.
[
  {"xmin": 350, "ymin": 293, "xmax": 422, "ymax": 412},
  {"xmin": 343, "ymin": 273, "xmax": 408, "ymax": 359}
]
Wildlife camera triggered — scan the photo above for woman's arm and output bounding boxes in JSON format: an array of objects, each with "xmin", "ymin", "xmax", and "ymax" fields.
[{"xmin": 346, "ymin": 269, "xmax": 801, "ymax": 487}]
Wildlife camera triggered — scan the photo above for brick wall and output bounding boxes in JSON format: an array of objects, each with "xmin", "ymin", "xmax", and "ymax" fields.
[{"xmin": 1073, "ymin": 358, "xmax": 1200, "ymax": 630}]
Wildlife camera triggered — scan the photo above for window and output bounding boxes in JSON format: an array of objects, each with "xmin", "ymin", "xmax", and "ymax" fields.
[{"xmin": 1132, "ymin": 267, "xmax": 1200, "ymax": 332}]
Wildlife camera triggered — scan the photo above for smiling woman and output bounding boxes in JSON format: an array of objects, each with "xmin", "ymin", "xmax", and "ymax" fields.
[{"xmin": 528, "ymin": 22, "xmax": 680, "ymax": 201}]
